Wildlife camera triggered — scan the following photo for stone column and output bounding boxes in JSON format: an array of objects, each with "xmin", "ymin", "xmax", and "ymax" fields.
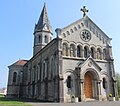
[
  {"xmin": 75, "ymin": 46, "xmax": 77, "ymax": 57},
  {"xmin": 94, "ymin": 49, "xmax": 97, "ymax": 59},
  {"xmin": 81, "ymin": 47, "xmax": 84, "ymax": 58},
  {"xmin": 55, "ymin": 28, "xmax": 64, "ymax": 102},
  {"xmin": 58, "ymin": 75, "xmax": 64, "ymax": 102},
  {"xmin": 97, "ymin": 80, "xmax": 102, "ymax": 101},
  {"xmin": 80, "ymin": 79, "xmax": 85, "ymax": 101}
]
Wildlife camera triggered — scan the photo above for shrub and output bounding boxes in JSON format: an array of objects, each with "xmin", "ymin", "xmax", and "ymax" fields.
[{"xmin": 109, "ymin": 93, "xmax": 112, "ymax": 97}]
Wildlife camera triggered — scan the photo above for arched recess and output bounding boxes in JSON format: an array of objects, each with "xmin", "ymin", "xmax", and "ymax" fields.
[
  {"xmin": 70, "ymin": 44, "xmax": 75, "ymax": 57},
  {"xmin": 81, "ymin": 68, "xmax": 100, "ymax": 99},
  {"xmin": 91, "ymin": 47, "xmax": 95, "ymax": 59},
  {"xmin": 13, "ymin": 72, "xmax": 17, "ymax": 83},
  {"xmin": 63, "ymin": 69, "xmax": 77, "ymax": 102},
  {"xmin": 103, "ymin": 78, "xmax": 107, "ymax": 89},
  {"xmin": 97, "ymin": 48, "xmax": 102, "ymax": 60},
  {"xmin": 84, "ymin": 46, "xmax": 89, "ymax": 58},
  {"xmin": 38, "ymin": 35, "xmax": 41, "ymax": 43},
  {"xmin": 48, "ymin": 56, "xmax": 55, "ymax": 99},
  {"xmin": 101, "ymin": 72, "xmax": 110, "ymax": 99},
  {"xmin": 103, "ymin": 48, "xmax": 107, "ymax": 60},
  {"xmin": 63, "ymin": 43, "xmax": 68, "ymax": 56},
  {"xmin": 49, "ymin": 56, "xmax": 54, "ymax": 80},
  {"xmin": 77, "ymin": 45, "xmax": 82, "ymax": 57},
  {"xmin": 50, "ymin": 56, "xmax": 56, "ymax": 79},
  {"xmin": 70, "ymin": 29, "xmax": 74, "ymax": 33},
  {"xmin": 81, "ymin": 68, "xmax": 100, "ymax": 82},
  {"xmin": 44, "ymin": 35, "xmax": 48, "ymax": 43}
]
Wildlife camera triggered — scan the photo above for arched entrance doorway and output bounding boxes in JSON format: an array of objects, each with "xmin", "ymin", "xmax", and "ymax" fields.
[{"xmin": 84, "ymin": 72, "xmax": 93, "ymax": 98}]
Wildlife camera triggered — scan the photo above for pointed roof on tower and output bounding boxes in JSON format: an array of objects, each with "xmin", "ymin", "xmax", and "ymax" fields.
[{"xmin": 34, "ymin": 3, "xmax": 52, "ymax": 33}]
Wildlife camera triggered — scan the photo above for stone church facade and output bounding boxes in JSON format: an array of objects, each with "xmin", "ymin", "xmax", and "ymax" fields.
[{"xmin": 7, "ymin": 4, "xmax": 118, "ymax": 102}]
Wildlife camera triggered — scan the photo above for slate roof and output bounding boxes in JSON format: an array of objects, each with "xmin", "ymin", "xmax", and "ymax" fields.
[{"xmin": 34, "ymin": 3, "xmax": 52, "ymax": 33}]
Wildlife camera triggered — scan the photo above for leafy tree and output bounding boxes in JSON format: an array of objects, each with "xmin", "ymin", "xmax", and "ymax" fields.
[{"xmin": 116, "ymin": 72, "xmax": 120, "ymax": 97}]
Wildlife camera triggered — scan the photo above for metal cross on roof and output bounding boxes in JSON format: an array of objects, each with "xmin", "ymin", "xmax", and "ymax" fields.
[{"xmin": 81, "ymin": 6, "xmax": 88, "ymax": 17}]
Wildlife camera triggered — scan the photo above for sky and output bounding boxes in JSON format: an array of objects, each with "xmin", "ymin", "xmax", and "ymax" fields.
[{"xmin": 0, "ymin": 0, "xmax": 120, "ymax": 88}]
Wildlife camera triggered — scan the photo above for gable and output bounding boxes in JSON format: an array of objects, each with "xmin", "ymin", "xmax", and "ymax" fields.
[
  {"xmin": 78, "ymin": 56, "xmax": 102, "ymax": 72},
  {"xmin": 61, "ymin": 16, "xmax": 111, "ymax": 47}
]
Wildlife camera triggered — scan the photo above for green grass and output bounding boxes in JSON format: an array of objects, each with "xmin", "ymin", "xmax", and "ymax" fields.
[
  {"xmin": 0, "ymin": 94, "xmax": 4, "ymax": 97},
  {"xmin": 0, "ymin": 96, "xmax": 31, "ymax": 106}
]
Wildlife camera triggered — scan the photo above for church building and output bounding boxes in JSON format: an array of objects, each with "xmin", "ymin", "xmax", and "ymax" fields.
[{"xmin": 7, "ymin": 4, "xmax": 118, "ymax": 102}]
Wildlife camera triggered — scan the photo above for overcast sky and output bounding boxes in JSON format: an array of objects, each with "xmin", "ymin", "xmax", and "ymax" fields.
[{"xmin": 0, "ymin": 0, "xmax": 120, "ymax": 88}]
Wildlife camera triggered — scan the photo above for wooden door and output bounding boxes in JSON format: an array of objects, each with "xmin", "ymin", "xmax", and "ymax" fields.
[{"xmin": 84, "ymin": 73, "xmax": 93, "ymax": 98}]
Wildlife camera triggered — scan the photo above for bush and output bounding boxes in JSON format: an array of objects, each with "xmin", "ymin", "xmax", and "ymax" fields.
[{"xmin": 109, "ymin": 93, "xmax": 112, "ymax": 97}]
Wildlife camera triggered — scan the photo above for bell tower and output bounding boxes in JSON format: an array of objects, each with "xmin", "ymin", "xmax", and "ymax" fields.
[{"xmin": 33, "ymin": 3, "xmax": 53, "ymax": 55}]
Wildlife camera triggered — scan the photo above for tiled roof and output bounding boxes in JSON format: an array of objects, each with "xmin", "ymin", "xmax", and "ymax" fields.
[{"xmin": 11, "ymin": 60, "xmax": 28, "ymax": 66}]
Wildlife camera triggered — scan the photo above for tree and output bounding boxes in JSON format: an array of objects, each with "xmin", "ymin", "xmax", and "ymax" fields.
[{"xmin": 116, "ymin": 72, "xmax": 120, "ymax": 97}]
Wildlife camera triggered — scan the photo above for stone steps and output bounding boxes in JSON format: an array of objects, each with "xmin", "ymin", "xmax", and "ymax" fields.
[{"xmin": 85, "ymin": 98, "xmax": 97, "ymax": 102}]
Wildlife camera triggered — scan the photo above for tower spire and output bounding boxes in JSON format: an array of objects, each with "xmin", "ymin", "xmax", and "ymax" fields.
[
  {"xmin": 33, "ymin": 3, "xmax": 53, "ymax": 55},
  {"xmin": 34, "ymin": 3, "xmax": 52, "ymax": 33}
]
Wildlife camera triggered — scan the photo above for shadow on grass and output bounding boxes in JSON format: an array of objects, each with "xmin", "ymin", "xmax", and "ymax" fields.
[
  {"xmin": 0, "ymin": 96, "xmax": 52, "ymax": 103},
  {"xmin": 0, "ymin": 96, "xmax": 49, "ymax": 103},
  {"xmin": 0, "ymin": 96, "xmax": 20, "ymax": 102},
  {"xmin": 0, "ymin": 96, "xmax": 32, "ymax": 106}
]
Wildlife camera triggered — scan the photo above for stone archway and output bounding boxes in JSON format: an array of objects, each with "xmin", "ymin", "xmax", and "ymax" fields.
[
  {"xmin": 82, "ymin": 69, "xmax": 101, "ymax": 100},
  {"xmin": 63, "ymin": 70, "xmax": 77, "ymax": 102},
  {"xmin": 84, "ymin": 72, "xmax": 93, "ymax": 98}
]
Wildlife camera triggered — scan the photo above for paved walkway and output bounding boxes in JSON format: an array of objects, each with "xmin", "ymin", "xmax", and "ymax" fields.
[{"xmin": 28, "ymin": 101, "xmax": 120, "ymax": 106}]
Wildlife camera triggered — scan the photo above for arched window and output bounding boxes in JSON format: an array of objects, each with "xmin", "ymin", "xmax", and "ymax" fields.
[
  {"xmin": 44, "ymin": 35, "xmax": 48, "ymax": 43},
  {"xmin": 44, "ymin": 60, "xmax": 48, "ymax": 79},
  {"xmin": 63, "ymin": 43, "xmax": 68, "ymax": 56},
  {"xmin": 97, "ymin": 48, "xmax": 102, "ymax": 59},
  {"xmin": 38, "ymin": 35, "xmax": 41, "ymax": 43},
  {"xmin": 49, "ymin": 58, "xmax": 54, "ymax": 79},
  {"xmin": 91, "ymin": 47, "xmax": 95, "ymax": 58},
  {"xmin": 28, "ymin": 69, "xmax": 31, "ymax": 82},
  {"xmin": 77, "ymin": 45, "xmax": 81, "ymax": 57},
  {"xmin": 103, "ymin": 49, "xmax": 107, "ymax": 60},
  {"xmin": 39, "ymin": 62, "xmax": 42, "ymax": 81},
  {"xmin": 42, "ymin": 61, "xmax": 45, "ymax": 80},
  {"xmin": 51, "ymin": 58, "xmax": 53, "ymax": 79},
  {"xmin": 84, "ymin": 46, "xmax": 89, "ymax": 58},
  {"xmin": 103, "ymin": 78, "xmax": 106, "ymax": 89},
  {"xmin": 36, "ymin": 66, "xmax": 39, "ymax": 81},
  {"xmin": 13, "ymin": 72, "xmax": 17, "ymax": 83},
  {"xmin": 70, "ymin": 44, "xmax": 75, "ymax": 57},
  {"xmin": 33, "ymin": 66, "xmax": 36, "ymax": 81},
  {"xmin": 67, "ymin": 76, "xmax": 72, "ymax": 88}
]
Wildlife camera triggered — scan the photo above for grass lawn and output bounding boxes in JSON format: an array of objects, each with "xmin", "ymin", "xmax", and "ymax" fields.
[{"xmin": 0, "ymin": 95, "xmax": 31, "ymax": 106}]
